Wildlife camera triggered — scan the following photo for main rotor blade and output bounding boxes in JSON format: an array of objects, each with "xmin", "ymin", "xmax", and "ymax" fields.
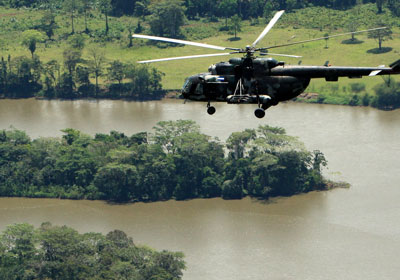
[
  {"xmin": 137, "ymin": 53, "xmax": 233, "ymax": 63},
  {"xmin": 263, "ymin": 27, "xmax": 387, "ymax": 50},
  {"xmin": 133, "ymin": 34, "xmax": 239, "ymax": 51},
  {"xmin": 252, "ymin": 10, "xmax": 285, "ymax": 47},
  {"xmin": 260, "ymin": 52, "xmax": 302, "ymax": 58}
]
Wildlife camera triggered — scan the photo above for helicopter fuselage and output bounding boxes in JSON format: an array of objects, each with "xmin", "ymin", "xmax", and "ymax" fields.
[
  {"xmin": 181, "ymin": 57, "xmax": 400, "ymax": 111},
  {"xmin": 182, "ymin": 57, "xmax": 310, "ymax": 109}
]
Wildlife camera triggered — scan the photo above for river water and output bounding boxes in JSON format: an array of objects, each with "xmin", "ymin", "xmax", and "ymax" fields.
[{"xmin": 0, "ymin": 99, "xmax": 400, "ymax": 279}]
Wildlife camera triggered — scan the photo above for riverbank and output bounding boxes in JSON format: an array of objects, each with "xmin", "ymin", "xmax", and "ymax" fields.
[{"xmin": 0, "ymin": 82, "xmax": 400, "ymax": 111}]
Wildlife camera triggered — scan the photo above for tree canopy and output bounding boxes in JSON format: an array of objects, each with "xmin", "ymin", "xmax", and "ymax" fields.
[
  {"xmin": 0, "ymin": 121, "xmax": 335, "ymax": 202},
  {"xmin": 0, "ymin": 223, "xmax": 186, "ymax": 280}
]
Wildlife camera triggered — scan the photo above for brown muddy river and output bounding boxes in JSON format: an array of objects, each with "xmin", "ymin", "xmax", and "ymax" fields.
[{"xmin": 0, "ymin": 99, "xmax": 400, "ymax": 279}]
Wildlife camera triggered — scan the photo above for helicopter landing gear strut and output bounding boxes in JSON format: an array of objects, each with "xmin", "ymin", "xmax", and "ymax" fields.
[
  {"xmin": 207, "ymin": 101, "xmax": 216, "ymax": 115},
  {"xmin": 254, "ymin": 95, "xmax": 265, "ymax": 119}
]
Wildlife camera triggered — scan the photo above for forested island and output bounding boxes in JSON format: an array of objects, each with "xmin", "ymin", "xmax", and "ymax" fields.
[
  {"xmin": 0, "ymin": 222, "xmax": 185, "ymax": 279},
  {"xmin": 0, "ymin": 120, "xmax": 346, "ymax": 202},
  {"xmin": 0, "ymin": 0, "xmax": 399, "ymax": 108}
]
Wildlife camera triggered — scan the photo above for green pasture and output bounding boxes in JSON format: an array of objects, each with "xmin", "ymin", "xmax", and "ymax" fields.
[{"xmin": 0, "ymin": 6, "xmax": 399, "ymax": 98}]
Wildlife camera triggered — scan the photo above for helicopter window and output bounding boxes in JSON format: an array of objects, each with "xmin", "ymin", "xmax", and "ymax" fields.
[
  {"xmin": 182, "ymin": 79, "xmax": 192, "ymax": 91},
  {"xmin": 195, "ymin": 83, "xmax": 203, "ymax": 95}
]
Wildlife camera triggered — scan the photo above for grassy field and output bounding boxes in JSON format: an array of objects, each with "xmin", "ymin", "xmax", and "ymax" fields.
[{"xmin": 0, "ymin": 5, "xmax": 399, "ymax": 102}]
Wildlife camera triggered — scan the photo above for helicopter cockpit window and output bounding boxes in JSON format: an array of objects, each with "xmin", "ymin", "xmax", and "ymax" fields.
[
  {"xmin": 182, "ymin": 79, "xmax": 191, "ymax": 91},
  {"xmin": 195, "ymin": 83, "xmax": 203, "ymax": 95}
]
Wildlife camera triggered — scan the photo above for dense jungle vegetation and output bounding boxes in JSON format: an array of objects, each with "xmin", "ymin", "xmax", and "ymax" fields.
[
  {"xmin": 0, "ymin": 222, "xmax": 185, "ymax": 280},
  {"xmin": 0, "ymin": 0, "xmax": 399, "ymax": 108},
  {"xmin": 0, "ymin": 120, "xmax": 341, "ymax": 202}
]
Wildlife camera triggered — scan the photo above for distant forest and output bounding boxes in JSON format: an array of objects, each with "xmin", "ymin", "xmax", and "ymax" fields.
[
  {"xmin": 0, "ymin": 54, "xmax": 165, "ymax": 100},
  {"xmin": 1, "ymin": 0, "xmax": 399, "ymax": 19},
  {"xmin": 0, "ymin": 222, "xmax": 185, "ymax": 280},
  {"xmin": 0, "ymin": 120, "xmax": 342, "ymax": 202}
]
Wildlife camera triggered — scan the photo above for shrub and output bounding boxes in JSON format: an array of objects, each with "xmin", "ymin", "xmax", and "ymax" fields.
[
  {"xmin": 350, "ymin": 82, "xmax": 366, "ymax": 93},
  {"xmin": 372, "ymin": 81, "xmax": 400, "ymax": 110}
]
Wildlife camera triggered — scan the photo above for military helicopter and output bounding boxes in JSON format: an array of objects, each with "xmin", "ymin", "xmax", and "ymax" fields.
[{"xmin": 133, "ymin": 10, "xmax": 400, "ymax": 118}]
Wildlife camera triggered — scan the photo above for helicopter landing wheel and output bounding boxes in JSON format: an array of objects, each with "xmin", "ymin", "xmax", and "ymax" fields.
[
  {"xmin": 207, "ymin": 106, "xmax": 216, "ymax": 115},
  {"xmin": 206, "ymin": 100, "xmax": 216, "ymax": 115},
  {"xmin": 254, "ymin": 108, "xmax": 265, "ymax": 118}
]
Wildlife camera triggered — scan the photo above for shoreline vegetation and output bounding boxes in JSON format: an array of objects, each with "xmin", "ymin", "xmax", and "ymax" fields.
[
  {"xmin": 0, "ymin": 120, "xmax": 348, "ymax": 203},
  {"xmin": 0, "ymin": 222, "xmax": 186, "ymax": 279}
]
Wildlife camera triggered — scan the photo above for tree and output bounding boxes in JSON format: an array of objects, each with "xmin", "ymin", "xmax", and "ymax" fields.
[
  {"xmin": 217, "ymin": 0, "xmax": 237, "ymax": 28},
  {"xmin": 388, "ymin": 0, "xmax": 400, "ymax": 16},
  {"xmin": 110, "ymin": 0, "xmax": 136, "ymax": 16},
  {"xmin": 229, "ymin": 15, "xmax": 242, "ymax": 39},
  {"xmin": 63, "ymin": 48, "xmax": 82, "ymax": 95},
  {"xmin": 88, "ymin": 47, "xmax": 106, "ymax": 97},
  {"xmin": 222, "ymin": 175, "xmax": 244, "ymax": 199},
  {"xmin": 63, "ymin": 0, "xmax": 81, "ymax": 34},
  {"xmin": 134, "ymin": 1, "xmax": 149, "ymax": 18},
  {"xmin": 345, "ymin": 15, "xmax": 359, "ymax": 41},
  {"xmin": 1, "ymin": 223, "xmax": 36, "ymax": 265},
  {"xmin": 312, "ymin": 150, "xmax": 327, "ymax": 175},
  {"xmin": 107, "ymin": 60, "xmax": 125, "ymax": 85},
  {"xmin": 376, "ymin": 0, "xmax": 384, "ymax": 13},
  {"xmin": 67, "ymin": 34, "xmax": 86, "ymax": 50},
  {"xmin": 76, "ymin": 65, "xmax": 91, "ymax": 92},
  {"xmin": 39, "ymin": 11, "xmax": 58, "ymax": 40},
  {"xmin": 21, "ymin": 30, "xmax": 45, "ymax": 58},
  {"xmin": 153, "ymin": 251, "xmax": 186, "ymax": 279},
  {"xmin": 43, "ymin": 60, "xmax": 60, "ymax": 97},
  {"xmin": 368, "ymin": 25, "xmax": 393, "ymax": 50},
  {"xmin": 253, "ymin": 125, "xmax": 303, "ymax": 153},
  {"xmin": 123, "ymin": 16, "xmax": 136, "ymax": 47},
  {"xmin": 324, "ymin": 32, "xmax": 329, "ymax": 48},
  {"xmin": 81, "ymin": 0, "xmax": 93, "ymax": 33},
  {"xmin": 286, "ymin": 0, "xmax": 297, "ymax": 11},
  {"xmin": 247, "ymin": 0, "xmax": 265, "ymax": 19},
  {"xmin": 63, "ymin": 48, "xmax": 81, "ymax": 76},
  {"xmin": 226, "ymin": 129, "xmax": 256, "ymax": 159},
  {"xmin": 94, "ymin": 163, "xmax": 139, "ymax": 201},
  {"xmin": 0, "ymin": 223, "xmax": 186, "ymax": 279},
  {"xmin": 106, "ymin": 229, "xmax": 134, "ymax": 248},
  {"xmin": 372, "ymin": 81, "xmax": 400, "ymax": 110},
  {"xmin": 98, "ymin": 0, "xmax": 112, "ymax": 35},
  {"xmin": 0, "ymin": 57, "xmax": 8, "ymax": 93},
  {"xmin": 263, "ymin": 1, "xmax": 275, "ymax": 20},
  {"xmin": 148, "ymin": 0, "xmax": 186, "ymax": 38},
  {"xmin": 38, "ymin": 224, "xmax": 90, "ymax": 279},
  {"xmin": 152, "ymin": 120, "xmax": 200, "ymax": 153}
]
